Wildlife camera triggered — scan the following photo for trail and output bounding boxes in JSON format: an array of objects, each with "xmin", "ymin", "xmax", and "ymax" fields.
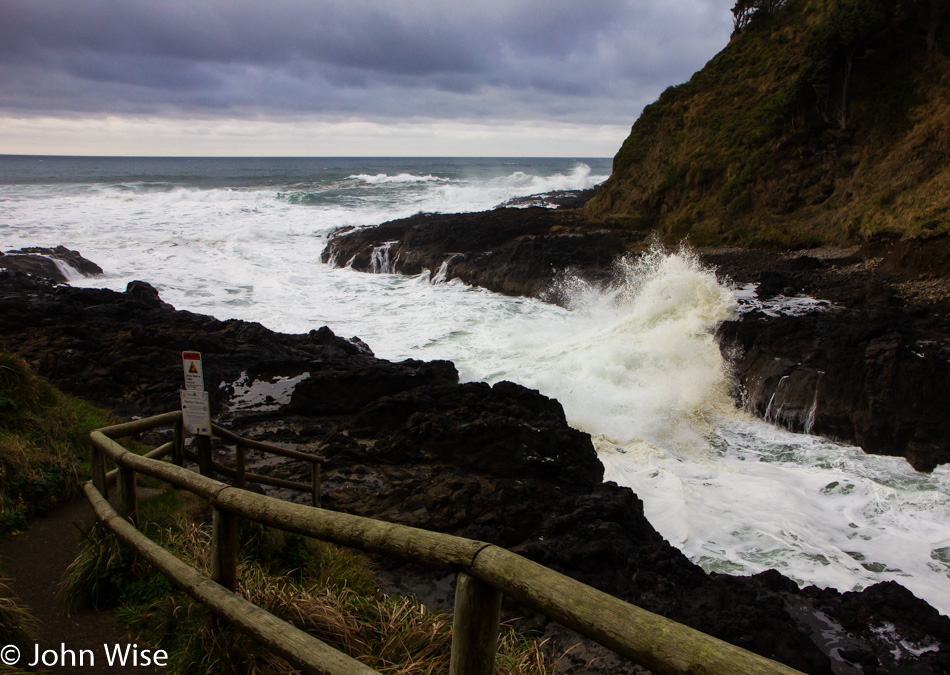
[{"xmin": 0, "ymin": 500, "xmax": 158, "ymax": 674}]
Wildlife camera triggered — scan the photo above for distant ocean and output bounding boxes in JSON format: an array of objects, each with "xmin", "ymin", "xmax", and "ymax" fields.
[{"xmin": 2, "ymin": 155, "xmax": 949, "ymax": 615}]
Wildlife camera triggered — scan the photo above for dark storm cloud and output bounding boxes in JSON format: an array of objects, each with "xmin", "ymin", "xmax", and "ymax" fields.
[{"xmin": 0, "ymin": 0, "xmax": 735, "ymax": 123}]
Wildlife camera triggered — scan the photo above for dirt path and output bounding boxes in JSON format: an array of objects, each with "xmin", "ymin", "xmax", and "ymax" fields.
[{"xmin": 0, "ymin": 499, "xmax": 159, "ymax": 674}]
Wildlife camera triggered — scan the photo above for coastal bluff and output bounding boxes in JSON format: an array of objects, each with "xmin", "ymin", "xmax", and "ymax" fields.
[
  {"xmin": 2, "ymin": 257, "xmax": 950, "ymax": 673},
  {"xmin": 585, "ymin": 0, "xmax": 950, "ymax": 248}
]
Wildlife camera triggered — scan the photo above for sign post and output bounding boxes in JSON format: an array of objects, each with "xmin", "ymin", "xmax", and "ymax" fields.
[{"xmin": 180, "ymin": 351, "xmax": 213, "ymax": 477}]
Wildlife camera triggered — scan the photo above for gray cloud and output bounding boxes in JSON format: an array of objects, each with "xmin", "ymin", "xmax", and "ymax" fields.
[{"xmin": 0, "ymin": 0, "xmax": 735, "ymax": 124}]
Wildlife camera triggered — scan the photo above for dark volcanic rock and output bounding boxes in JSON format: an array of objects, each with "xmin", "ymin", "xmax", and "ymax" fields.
[
  {"xmin": 323, "ymin": 205, "xmax": 950, "ymax": 471},
  {"xmin": 0, "ymin": 272, "xmax": 405, "ymax": 418},
  {"xmin": 351, "ymin": 380, "xmax": 604, "ymax": 487},
  {"xmin": 720, "ymin": 308, "xmax": 950, "ymax": 470},
  {"xmin": 708, "ymin": 248, "xmax": 950, "ymax": 471},
  {"xmin": 320, "ymin": 393, "xmax": 837, "ymax": 672},
  {"xmin": 322, "ymin": 207, "xmax": 633, "ymax": 297},
  {"xmin": 0, "ymin": 245, "xmax": 103, "ymax": 282},
  {"xmin": 498, "ymin": 188, "xmax": 598, "ymax": 209},
  {"xmin": 2, "ymin": 267, "xmax": 949, "ymax": 673},
  {"xmin": 124, "ymin": 280, "xmax": 171, "ymax": 308},
  {"xmin": 287, "ymin": 358, "xmax": 459, "ymax": 415},
  {"xmin": 0, "ymin": 253, "xmax": 67, "ymax": 281}
]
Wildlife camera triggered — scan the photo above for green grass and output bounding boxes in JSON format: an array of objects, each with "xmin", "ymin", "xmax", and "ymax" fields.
[
  {"xmin": 0, "ymin": 354, "xmax": 111, "ymax": 537},
  {"xmin": 63, "ymin": 488, "xmax": 554, "ymax": 674}
]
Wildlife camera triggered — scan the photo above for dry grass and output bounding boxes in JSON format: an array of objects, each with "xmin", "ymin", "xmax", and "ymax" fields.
[
  {"xmin": 66, "ymin": 507, "xmax": 553, "ymax": 675},
  {"xmin": 0, "ymin": 575, "xmax": 41, "ymax": 674},
  {"xmin": 0, "ymin": 575, "xmax": 38, "ymax": 651},
  {"xmin": 60, "ymin": 521, "xmax": 139, "ymax": 612}
]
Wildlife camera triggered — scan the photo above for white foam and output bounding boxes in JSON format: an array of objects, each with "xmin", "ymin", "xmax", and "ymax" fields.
[
  {"xmin": 228, "ymin": 371, "xmax": 311, "ymax": 412},
  {"xmin": 520, "ymin": 163, "xmax": 599, "ymax": 192},
  {"xmin": 734, "ymin": 283, "xmax": 835, "ymax": 316},
  {"xmin": 477, "ymin": 248, "xmax": 738, "ymax": 449},
  {"xmin": 348, "ymin": 172, "xmax": 455, "ymax": 184},
  {"xmin": 3, "ymin": 166, "xmax": 949, "ymax": 617},
  {"xmin": 49, "ymin": 257, "xmax": 88, "ymax": 281},
  {"xmin": 602, "ymin": 423, "xmax": 950, "ymax": 613}
]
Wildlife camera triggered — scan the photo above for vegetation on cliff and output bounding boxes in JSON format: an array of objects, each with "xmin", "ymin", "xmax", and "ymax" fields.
[
  {"xmin": 0, "ymin": 353, "xmax": 110, "ymax": 536},
  {"xmin": 586, "ymin": 0, "xmax": 950, "ymax": 247}
]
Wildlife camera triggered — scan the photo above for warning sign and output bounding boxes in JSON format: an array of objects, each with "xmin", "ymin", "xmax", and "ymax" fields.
[
  {"xmin": 182, "ymin": 351, "xmax": 204, "ymax": 391},
  {"xmin": 180, "ymin": 389, "xmax": 211, "ymax": 435}
]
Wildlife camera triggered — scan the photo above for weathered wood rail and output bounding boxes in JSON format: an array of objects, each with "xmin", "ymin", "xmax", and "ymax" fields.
[{"xmin": 88, "ymin": 411, "xmax": 805, "ymax": 675}]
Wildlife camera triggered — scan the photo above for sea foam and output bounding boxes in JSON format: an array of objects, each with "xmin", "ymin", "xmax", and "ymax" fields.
[{"xmin": 3, "ymin": 157, "xmax": 948, "ymax": 615}]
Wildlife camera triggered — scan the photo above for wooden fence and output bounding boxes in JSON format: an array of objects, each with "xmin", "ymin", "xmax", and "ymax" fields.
[{"xmin": 87, "ymin": 411, "xmax": 805, "ymax": 675}]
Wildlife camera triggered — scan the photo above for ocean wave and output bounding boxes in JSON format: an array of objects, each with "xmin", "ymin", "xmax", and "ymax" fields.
[
  {"xmin": 511, "ymin": 163, "xmax": 604, "ymax": 193},
  {"xmin": 94, "ymin": 185, "xmax": 266, "ymax": 204},
  {"xmin": 347, "ymin": 172, "xmax": 457, "ymax": 185}
]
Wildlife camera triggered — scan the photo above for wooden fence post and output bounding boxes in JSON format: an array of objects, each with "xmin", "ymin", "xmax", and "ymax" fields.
[
  {"xmin": 311, "ymin": 462, "xmax": 321, "ymax": 508},
  {"xmin": 196, "ymin": 434, "xmax": 213, "ymax": 478},
  {"xmin": 91, "ymin": 444, "xmax": 108, "ymax": 498},
  {"xmin": 212, "ymin": 507, "xmax": 240, "ymax": 592},
  {"xmin": 117, "ymin": 465, "xmax": 138, "ymax": 527},
  {"xmin": 235, "ymin": 444, "xmax": 247, "ymax": 490},
  {"xmin": 173, "ymin": 418, "xmax": 185, "ymax": 467},
  {"xmin": 449, "ymin": 572, "xmax": 502, "ymax": 675}
]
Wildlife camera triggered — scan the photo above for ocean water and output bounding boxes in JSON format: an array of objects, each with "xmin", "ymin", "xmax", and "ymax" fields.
[{"xmin": 2, "ymin": 155, "xmax": 949, "ymax": 615}]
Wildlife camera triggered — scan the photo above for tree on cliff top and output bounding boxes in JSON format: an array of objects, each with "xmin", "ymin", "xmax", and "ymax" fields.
[{"xmin": 732, "ymin": 0, "xmax": 789, "ymax": 32}]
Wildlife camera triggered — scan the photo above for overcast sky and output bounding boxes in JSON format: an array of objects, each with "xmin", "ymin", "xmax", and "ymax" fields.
[{"xmin": 0, "ymin": 1, "xmax": 735, "ymax": 157}]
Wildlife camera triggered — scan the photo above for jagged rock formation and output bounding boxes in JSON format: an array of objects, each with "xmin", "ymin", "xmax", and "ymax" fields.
[
  {"xmin": 322, "ymin": 206, "xmax": 630, "ymax": 297},
  {"xmin": 3, "ymin": 266, "xmax": 950, "ymax": 673},
  {"xmin": 323, "ymin": 199, "xmax": 950, "ymax": 471},
  {"xmin": 707, "ymin": 244, "xmax": 950, "ymax": 471}
]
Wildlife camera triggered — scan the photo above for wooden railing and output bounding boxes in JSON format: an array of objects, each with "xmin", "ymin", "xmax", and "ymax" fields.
[
  {"xmin": 92, "ymin": 411, "xmax": 322, "ymax": 511},
  {"xmin": 87, "ymin": 411, "xmax": 805, "ymax": 675}
]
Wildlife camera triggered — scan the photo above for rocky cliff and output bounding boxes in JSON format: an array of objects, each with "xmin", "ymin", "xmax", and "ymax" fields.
[{"xmin": 585, "ymin": 0, "xmax": 950, "ymax": 248}]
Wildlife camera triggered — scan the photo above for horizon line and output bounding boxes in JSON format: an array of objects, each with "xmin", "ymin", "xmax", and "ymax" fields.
[{"xmin": 0, "ymin": 153, "xmax": 613, "ymax": 160}]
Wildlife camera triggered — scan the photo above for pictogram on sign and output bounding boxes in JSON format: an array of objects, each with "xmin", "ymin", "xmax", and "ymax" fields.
[{"xmin": 182, "ymin": 351, "xmax": 204, "ymax": 391}]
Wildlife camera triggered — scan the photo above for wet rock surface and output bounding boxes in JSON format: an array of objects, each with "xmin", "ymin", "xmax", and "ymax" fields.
[
  {"xmin": 325, "ymin": 200, "xmax": 950, "ymax": 471},
  {"xmin": 0, "ymin": 245, "xmax": 104, "ymax": 282},
  {"xmin": 707, "ymin": 243, "xmax": 950, "ymax": 471},
  {"xmin": 1, "ymin": 266, "xmax": 949, "ymax": 673},
  {"xmin": 322, "ymin": 205, "xmax": 633, "ymax": 297}
]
